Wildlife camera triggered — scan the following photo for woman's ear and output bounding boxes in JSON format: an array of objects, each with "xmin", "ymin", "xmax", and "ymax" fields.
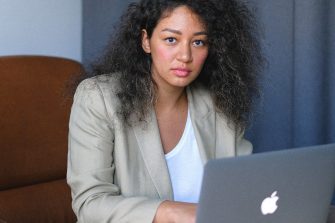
[{"xmin": 141, "ymin": 29, "xmax": 151, "ymax": 53}]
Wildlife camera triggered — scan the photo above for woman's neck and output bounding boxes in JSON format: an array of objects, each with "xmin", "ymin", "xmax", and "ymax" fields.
[
  {"xmin": 154, "ymin": 86, "xmax": 188, "ymax": 115},
  {"xmin": 154, "ymin": 86, "xmax": 189, "ymax": 154}
]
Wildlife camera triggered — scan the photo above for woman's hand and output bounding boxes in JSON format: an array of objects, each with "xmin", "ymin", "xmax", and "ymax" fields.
[{"xmin": 153, "ymin": 200, "xmax": 197, "ymax": 223}]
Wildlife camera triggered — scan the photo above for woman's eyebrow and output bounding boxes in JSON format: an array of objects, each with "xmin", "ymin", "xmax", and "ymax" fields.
[{"xmin": 161, "ymin": 28, "xmax": 208, "ymax": 36}]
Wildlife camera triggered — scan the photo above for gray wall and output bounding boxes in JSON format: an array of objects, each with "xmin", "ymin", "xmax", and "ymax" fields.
[
  {"xmin": 0, "ymin": 0, "xmax": 82, "ymax": 62},
  {"xmin": 245, "ymin": 0, "xmax": 335, "ymax": 151},
  {"xmin": 82, "ymin": 0, "xmax": 133, "ymax": 67}
]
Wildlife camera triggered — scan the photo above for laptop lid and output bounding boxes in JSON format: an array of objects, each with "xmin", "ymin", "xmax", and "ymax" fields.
[{"xmin": 196, "ymin": 143, "xmax": 335, "ymax": 223}]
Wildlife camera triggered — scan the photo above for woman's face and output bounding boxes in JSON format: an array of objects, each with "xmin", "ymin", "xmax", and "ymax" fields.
[{"xmin": 142, "ymin": 6, "xmax": 209, "ymax": 92}]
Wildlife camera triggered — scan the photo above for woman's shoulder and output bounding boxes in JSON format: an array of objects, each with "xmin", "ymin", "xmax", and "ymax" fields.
[
  {"xmin": 74, "ymin": 74, "xmax": 121, "ymax": 114},
  {"xmin": 76, "ymin": 74, "xmax": 120, "ymax": 93}
]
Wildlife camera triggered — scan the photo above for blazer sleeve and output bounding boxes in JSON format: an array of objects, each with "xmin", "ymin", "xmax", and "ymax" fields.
[{"xmin": 67, "ymin": 79, "xmax": 162, "ymax": 223}]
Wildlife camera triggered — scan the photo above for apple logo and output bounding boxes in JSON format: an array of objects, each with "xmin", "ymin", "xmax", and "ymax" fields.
[{"xmin": 260, "ymin": 191, "xmax": 279, "ymax": 215}]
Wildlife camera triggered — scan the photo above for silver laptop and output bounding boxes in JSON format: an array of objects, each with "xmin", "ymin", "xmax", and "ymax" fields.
[{"xmin": 196, "ymin": 143, "xmax": 335, "ymax": 223}]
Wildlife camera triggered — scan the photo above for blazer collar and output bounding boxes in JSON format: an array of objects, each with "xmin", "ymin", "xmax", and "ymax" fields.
[
  {"xmin": 132, "ymin": 84, "xmax": 216, "ymax": 200},
  {"xmin": 186, "ymin": 85, "xmax": 216, "ymax": 163},
  {"xmin": 132, "ymin": 108, "xmax": 174, "ymax": 200}
]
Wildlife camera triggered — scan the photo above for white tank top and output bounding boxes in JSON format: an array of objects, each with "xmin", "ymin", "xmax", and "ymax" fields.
[{"xmin": 165, "ymin": 110, "xmax": 204, "ymax": 203}]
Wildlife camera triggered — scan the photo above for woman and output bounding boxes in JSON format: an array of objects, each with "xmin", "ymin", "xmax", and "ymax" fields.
[{"xmin": 67, "ymin": 0, "xmax": 263, "ymax": 222}]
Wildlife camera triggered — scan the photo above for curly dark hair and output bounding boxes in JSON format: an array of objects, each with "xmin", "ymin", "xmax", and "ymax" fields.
[{"xmin": 84, "ymin": 0, "xmax": 263, "ymax": 130}]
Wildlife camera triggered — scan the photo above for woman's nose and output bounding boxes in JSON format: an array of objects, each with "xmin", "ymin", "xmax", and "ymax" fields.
[{"xmin": 176, "ymin": 43, "xmax": 193, "ymax": 63}]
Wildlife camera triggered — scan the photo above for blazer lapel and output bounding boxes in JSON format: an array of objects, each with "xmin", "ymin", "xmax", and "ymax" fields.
[
  {"xmin": 132, "ymin": 108, "xmax": 173, "ymax": 200},
  {"xmin": 187, "ymin": 86, "xmax": 216, "ymax": 163}
]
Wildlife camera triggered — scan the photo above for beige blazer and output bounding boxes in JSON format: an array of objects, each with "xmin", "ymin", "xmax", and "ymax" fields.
[{"xmin": 67, "ymin": 75, "xmax": 252, "ymax": 223}]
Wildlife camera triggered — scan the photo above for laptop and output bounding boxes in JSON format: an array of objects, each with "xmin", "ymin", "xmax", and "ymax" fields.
[{"xmin": 196, "ymin": 143, "xmax": 335, "ymax": 223}]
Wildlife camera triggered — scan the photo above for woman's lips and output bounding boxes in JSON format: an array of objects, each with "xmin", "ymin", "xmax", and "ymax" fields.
[{"xmin": 171, "ymin": 68, "xmax": 191, "ymax": 77}]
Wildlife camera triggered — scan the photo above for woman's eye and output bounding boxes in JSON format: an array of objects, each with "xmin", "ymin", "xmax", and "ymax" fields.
[
  {"xmin": 193, "ymin": 40, "xmax": 205, "ymax": 47},
  {"xmin": 165, "ymin": 37, "xmax": 176, "ymax": 44}
]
